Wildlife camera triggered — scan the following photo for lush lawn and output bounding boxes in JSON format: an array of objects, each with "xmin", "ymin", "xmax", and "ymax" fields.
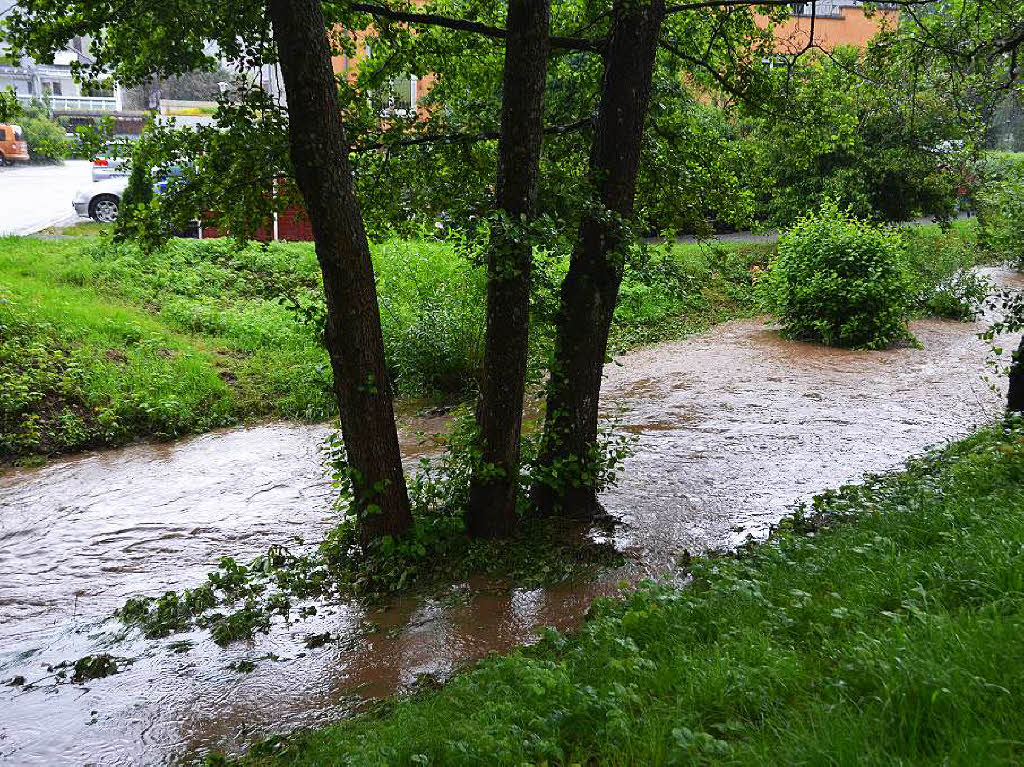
[
  {"xmin": 236, "ymin": 422, "xmax": 1024, "ymax": 766},
  {"xmin": 0, "ymin": 235, "xmax": 768, "ymax": 461}
]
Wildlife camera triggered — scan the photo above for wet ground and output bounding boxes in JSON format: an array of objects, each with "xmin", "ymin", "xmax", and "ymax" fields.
[
  {"xmin": 0, "ymin": 160, "xmax": 91, "ymax": 236},
  {"xmin": 0, "ymin": 270, "xmax": 1018, "ymax": 764}
]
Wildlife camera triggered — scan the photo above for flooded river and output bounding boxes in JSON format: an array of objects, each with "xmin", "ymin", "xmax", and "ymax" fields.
[{"xmin": 0, "ymin": 271, "xmax": 1017, "ymax": 764}]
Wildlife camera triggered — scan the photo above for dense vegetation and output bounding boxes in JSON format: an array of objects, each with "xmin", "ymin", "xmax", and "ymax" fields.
[
  {"xmin": 758, "ymin": 205, "xmax": 989, "ymax": 349},
  {"xmin": 977, "ymin": 152, "xmax": 1024, "ymax": 268},
  {"xmin": 235, "ymin": 421, "xmax": 1024, "ymax": 766},
  {"xmin": 19, "ymin": 103, "xmax": 71, "ymax": 164},
  {"xmin": 0, "ymin": 235, "xmax": 768, "ymax": 461},
  {"xmin": 745, "ymin": 50, "xmax": 962, "ymax": 227}
]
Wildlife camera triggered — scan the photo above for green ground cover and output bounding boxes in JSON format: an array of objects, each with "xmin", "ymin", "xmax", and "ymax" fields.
[
  {"xmin": 236, "ymin": 421, "xmax": 1024, "ymax": 766},
  {"xmin": 0, "ymin": 235, "xmax": 769, "ymax": 461},
  {"xmin": 0, "ymin": 222, "xmax": 986, "ymax": 462}
]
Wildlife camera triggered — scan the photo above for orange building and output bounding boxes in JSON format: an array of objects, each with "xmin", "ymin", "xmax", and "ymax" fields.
[
  {"xmin": 765, "ymin": 1, "xmax": 898, "ymax": 53},
  {"xmin": 330, "ymin": 26, "xmax": 435, "ymax": 115}
]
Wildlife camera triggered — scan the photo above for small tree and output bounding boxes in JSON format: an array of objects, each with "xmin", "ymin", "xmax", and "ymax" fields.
[{"xmin": 747, "ymin": 48, "xmax": 963, "ymax": 227}]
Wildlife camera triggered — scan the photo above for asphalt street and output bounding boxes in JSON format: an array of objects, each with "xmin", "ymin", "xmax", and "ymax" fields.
[{"xmin": 0, "ymin": 160, "xmax": 92, "ymax": 235}]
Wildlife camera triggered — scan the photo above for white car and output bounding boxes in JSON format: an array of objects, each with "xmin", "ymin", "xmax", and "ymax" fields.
[
  {"xmin": 91, "ymin": 142, "xmax": 130, "ymax": 182},
  {"xmin": 73, "ymin": 177, "xmax": 128, "ymax": 223}
]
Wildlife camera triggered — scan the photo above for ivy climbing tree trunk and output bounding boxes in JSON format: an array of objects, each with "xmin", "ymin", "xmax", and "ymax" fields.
[
  {"xmin": 268, "ymin": 0, "xmax": 412, "ymax": 546},
  {"xmin": 466, "ymin": 0, "xmax": 551, "ymax": 538},
  {"xmin": 533, "ymin": 0, "xmax": 665, "ymax": 519}
]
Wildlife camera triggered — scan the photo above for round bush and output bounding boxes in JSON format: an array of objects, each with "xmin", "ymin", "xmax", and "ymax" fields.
[{"xmin": 761, "ymin": 201, "xmax": 915, "ymax": 349}]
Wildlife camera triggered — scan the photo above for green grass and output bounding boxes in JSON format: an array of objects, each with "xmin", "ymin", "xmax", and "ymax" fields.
[
  {"xmin": 0, "ymin": 225, "xmax": 983, "ymax": 461},
  {"xmin": 236, "ymin": 422, "xmax": 1024, "ymax": 766},
  {"xmin": 0, "ymin": 235, "xmax": 767, "ymax": 461},
  {"xmin": 608, "ymin": 241, "xmax": 772, "ymax": 351},
  {"xmin": 38, "ymin": 220, "xmax": 112, "ymax": 236}
]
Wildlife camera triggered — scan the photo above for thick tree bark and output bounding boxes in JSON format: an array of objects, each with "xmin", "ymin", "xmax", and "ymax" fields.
[
  {"xmin": 467, "ymin": 0, "xmax": 551, "ymax": 538},
  {"xmin": 1008, "ymin": 334, "xmax": 1024, "ymax": 413},
  {"xmin": 533, "ymin": 0, "xmax": 665, "ymax": 519},
  {"xmin": 268, "ymin": 0, "xmax": 412, "ymax": 545}
]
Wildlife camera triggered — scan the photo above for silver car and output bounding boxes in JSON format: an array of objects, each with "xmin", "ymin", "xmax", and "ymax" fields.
[
  {"xmin": 73, "ymin": 177, "xmax": 129, "ymax": 222},
  {"xmin": 91, "ymin": 143, "xmax": 129, "ymax": 182}
]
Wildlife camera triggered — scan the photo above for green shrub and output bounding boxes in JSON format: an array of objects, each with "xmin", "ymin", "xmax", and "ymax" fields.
[
  {"xmin": 760, "ymin": 201, "xmax": 915, "ymax": 349},
  {"xmin": 903, "ymin": 226, "xmax": 990, "ymax": 321},
  {"xmin": 20, "ymin": 105, "xmax": 70, "ymax": 164},
  {"xmin": 977, "ymin": 160, "xmax": 1024, "ymax": 267}
]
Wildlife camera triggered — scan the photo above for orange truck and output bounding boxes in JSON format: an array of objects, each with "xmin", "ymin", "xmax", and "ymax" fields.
[{"xmin": 0, "ymin": 124, "xmax": 30, "ymax": 165}]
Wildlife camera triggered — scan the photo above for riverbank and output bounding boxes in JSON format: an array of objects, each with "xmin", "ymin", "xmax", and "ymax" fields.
[
  {"xmin": 238, "ymin": 421, "xmax": 1024, "ymax": 765},
  {"xmin": 0, "ymin": 222, "xmax": 987, "ymax": 463},
  {"xmin": 0, "ymin": 234, "xmax": 769, "ymax": 463},
  {"xmin": 0, "ymin": 278, "xmax": 1008, "ymax": 763}
]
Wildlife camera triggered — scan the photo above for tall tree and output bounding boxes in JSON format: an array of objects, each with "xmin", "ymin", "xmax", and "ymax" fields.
[
  {"xmin": 533, "ymin": 0, "xmax": 666, "ymax": 518},
  {"xmin": 267, "ymin": 0, "xmax": 414, "ymax": 545},
  {"xmin": 9, "ymin": 0, "xmax": 414, "ymax": 545},
  {"xmin": 466, "ymin": 0, "xmax": 552, "ymax": 537}
]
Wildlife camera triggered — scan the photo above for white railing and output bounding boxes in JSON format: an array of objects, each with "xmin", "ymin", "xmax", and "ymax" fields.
[{"xmin": 16, "ymin": 94, "xmax": 118, "ymax": 112}]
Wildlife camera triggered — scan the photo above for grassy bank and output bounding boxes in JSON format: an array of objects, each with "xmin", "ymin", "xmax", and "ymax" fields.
[
  {"xmin": 1, "ymin": 221, "xmax": 985, "ymax": 462},
  {"xmin": 0, "ymin": 235, "xmax": 768, "ymax": 461},
  {"xmin": 236, "ymin": 422, "xmax": 1024, "ymax": 766}
]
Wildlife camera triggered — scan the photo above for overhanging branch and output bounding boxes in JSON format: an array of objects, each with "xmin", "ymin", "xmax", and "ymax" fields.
[
  {"xmin": 352, "ymin": 115, "xmax": 596, "ymax": 152},
  {"xmin": 347, "ymin": 2, "xmax": 604, "ymax": 52}
]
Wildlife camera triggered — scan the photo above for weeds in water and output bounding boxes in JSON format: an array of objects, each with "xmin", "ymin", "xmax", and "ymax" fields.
[
  {"xmin": 903, "ymin": 225, "xmax": 992, "ymax": 320},
  {"xmin": 115, "ymin": 413, "xmax": 630, "ymax": 645}
]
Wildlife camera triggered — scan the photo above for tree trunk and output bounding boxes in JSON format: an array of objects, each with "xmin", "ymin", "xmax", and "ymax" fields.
[
  {"xmin": 268, "ymin": 0, "xmax": 412, "ymax": 546},
  {"xmin": 1008, "ymin": 334, "xmax": 1024, "ymax": 413},
  {"xmin": 466, "ymin": 0, "xmax": 551, "ymax": 538},
  {"xmin": 532, "ymin": 0, "xmax": 665, "ymax": 519}
]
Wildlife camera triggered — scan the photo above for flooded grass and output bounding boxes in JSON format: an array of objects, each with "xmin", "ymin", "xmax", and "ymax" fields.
[{"xmin": 239, "ymin": 422, "xmax": 1024, "ymax": 766}]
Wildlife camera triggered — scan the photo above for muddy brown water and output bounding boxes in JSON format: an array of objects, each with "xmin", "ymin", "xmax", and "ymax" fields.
[{"xmin": 0, "ymin": 269, "xmax": 1018, "ymax": 765}]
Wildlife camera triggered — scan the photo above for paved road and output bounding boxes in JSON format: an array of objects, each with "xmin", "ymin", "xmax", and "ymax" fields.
[
  {"xmin": 670, "ymin": 213, "xmax": 973, "ymax": 247},
  {"xmin": 0, "ymin": 160, "xmax": 92, "ymax": 236}
]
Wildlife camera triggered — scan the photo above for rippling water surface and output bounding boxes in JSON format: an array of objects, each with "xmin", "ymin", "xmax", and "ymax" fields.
[{"xmin": 1, "ymin": 270, "xmax": 1017, "ymax": 764}]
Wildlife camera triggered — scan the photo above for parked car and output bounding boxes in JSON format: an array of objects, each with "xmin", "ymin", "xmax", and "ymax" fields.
[
  {"xmin": 91, "ymin": 144, "xmax": 128, "ymax": 181},
  {"xmin": 0, "ymin": 124, "xmax": 30, "ymax": 166},
  {"xmin": 73, "ymin": 177, "xmax": 128, "ymax": 222},
  {"xmin": 72, "ymin": 166, "xmax": 187, "ymax": 224}
]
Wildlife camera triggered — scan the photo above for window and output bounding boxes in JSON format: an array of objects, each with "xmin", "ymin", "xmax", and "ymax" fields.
[
  {"xmin": 0, "ymin": 129, "xmax": 6, "ymax": 141},
  {"xmin": 390, "ymin": 75, "xmax": 416, "ymax": 112}
]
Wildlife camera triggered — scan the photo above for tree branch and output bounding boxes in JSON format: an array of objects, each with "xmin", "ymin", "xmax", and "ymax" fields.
[
  {"xmin": 347, "ymin": 2, "xmax": 604, "ymax": 52},
  {"xmin": 352, "ymin": 115, "xmax": 595, "ymax": 152}
]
